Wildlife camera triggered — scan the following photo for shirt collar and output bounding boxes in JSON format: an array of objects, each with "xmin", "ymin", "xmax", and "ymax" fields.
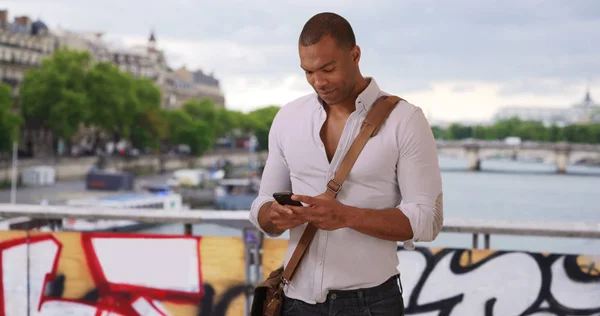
[
  {"xmin": 356, "ymin": 77, "xmax": 381, "ymax": 112},
  {"xmin": 315, "ymin": 77, "xmax": 381, "ymax": 112}
]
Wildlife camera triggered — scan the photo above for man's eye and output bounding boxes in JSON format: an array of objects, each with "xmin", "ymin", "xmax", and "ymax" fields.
[{"xmin": 323, "ymin": 68, "xmax": 334, "ymax": 73}]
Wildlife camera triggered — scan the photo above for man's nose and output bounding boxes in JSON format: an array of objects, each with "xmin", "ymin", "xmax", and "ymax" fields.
[{"xmin": 312, "ymin": 73, "xmax": 328, "ymax": 89}]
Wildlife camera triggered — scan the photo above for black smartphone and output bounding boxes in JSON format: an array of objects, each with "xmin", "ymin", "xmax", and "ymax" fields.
[{"xmin": 273, "ymin": 191, "xmax": 303, "ymax": 206}]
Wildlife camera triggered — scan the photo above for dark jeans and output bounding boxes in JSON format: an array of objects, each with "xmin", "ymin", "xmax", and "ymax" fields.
[{"xmin": 282, "ymin": 274, "xmax": 404, "ymax": 316}]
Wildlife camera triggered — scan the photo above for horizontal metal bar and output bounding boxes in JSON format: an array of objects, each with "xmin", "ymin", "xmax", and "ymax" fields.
[
  {"xmin": 442, "ymin": 218, "xmax": 600, "ymax": 239},
  {"xmin": 0, "ymin": 204, "xmax": 599, "ymax": 239},
  {"xmin": 0, "ymin": 203, "xmax": 252, "ymax": 228}
]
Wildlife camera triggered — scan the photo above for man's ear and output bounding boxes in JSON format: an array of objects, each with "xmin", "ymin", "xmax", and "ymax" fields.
[{"xmin": 351, "ymin": 45, "xmax": 361, "ymax": 64}]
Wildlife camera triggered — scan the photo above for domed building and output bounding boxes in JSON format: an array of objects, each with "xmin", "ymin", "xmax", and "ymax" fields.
[
  {"xmin": 567, "ymin": 89, "xmax": 599, "ymax": 123},
  {"xmin": 493, "ymin": 88, "xmax": 600, "ymax": 126}
]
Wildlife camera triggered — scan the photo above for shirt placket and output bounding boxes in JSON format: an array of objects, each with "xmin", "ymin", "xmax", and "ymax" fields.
[
  {"xmin": 312, "ymin": 107, "xmax": 327, "ymax": 302},
  {"xmin": 312, "ymin": 107, "xmax": 362, "ymax": 302}
]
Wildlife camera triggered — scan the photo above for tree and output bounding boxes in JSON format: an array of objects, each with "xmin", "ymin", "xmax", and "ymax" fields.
[
  {"xmin": 0, "ymin": 84, "xmax": 22, "ymax": 153},
  {"xmin": 85, "ymin": 62, "xmax": 138, "ymax": 141},
  {"xmin": 19, "ymin": 49, "xmax": 91, "ymax": 145},
  {"xmin": 163, "ymin": 110, "xmax": 213, "ymax": 156},
  {"xmin": 129, "ymin": 77, "xmax": 166, "ymax": 151},
  {"xmin": 515, "ymin": 121, "xmax": 547, "ymax": 141},
  {"xmin": 431, "ymin": 126, "xmax": 446, "ymax": 139},
  {"xmin": 181, "ymin": 98, "xmax": 221, "ymax": 149},
  {"xmin": 447, "ymin": 123, "xmax": 472, "ymax": 140},
  {"xmin": 246, "ymin": 106, "xmax": 280, "ymax": 150},
  {"xmin": 431, "ymin": 118, "xmax": 600, "ymax": 144}
]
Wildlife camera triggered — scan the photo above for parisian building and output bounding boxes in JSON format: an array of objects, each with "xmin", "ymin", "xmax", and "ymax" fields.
[
  {"xmin": 493, "ymin": 89, "xmax": 600, "ymax": 126},
  {"xmin": 112, "ymin": 32, "xmax": 226, "ymax": 109},
  {"xmin": 0, "ymin": 10, "xmax": 55, "ymax": 97}
]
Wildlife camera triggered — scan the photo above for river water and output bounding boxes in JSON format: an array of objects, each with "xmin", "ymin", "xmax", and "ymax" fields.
[{"xmin": 142, "ymin": 155, "xmax": 600, "ymax": 256}]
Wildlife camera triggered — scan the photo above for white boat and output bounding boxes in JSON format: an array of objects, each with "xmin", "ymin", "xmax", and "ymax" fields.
[
  {"xmin": 62, "ymin": 192, "xmax": 186, "ymax": 232},
  {"xmin": 166, "ymin": 168, "xmax": 225, "ymax": 188}
]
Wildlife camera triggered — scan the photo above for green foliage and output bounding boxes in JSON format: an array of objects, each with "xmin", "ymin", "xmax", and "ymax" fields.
[
  {"xmin": 19, "ymin": 49, "xmax": 91, "ymax": 140},
  {"xmin": 163, "ymin": 109, "xmax": 212, "ymax": 156},
  {"xmin": 15, "ymin": 48, "xmax": 284, "ymax": 156},
  {"xmin": 86, "ymin": 62, "xmax": 138, "ymax": 139},
  {"xmin": 433, "ymin": 116, "xmax": 600, "ymax": 144},
  {"xmin": 0, "ymin": 84, "xmax": 22, "ymax": 152},
  {"xmin": 129, "ymin": 77, "xmax": 165, "ymax": 150},
  {"xmin": 246, "ymin": 106, "xmax": 280, "ymax": 150},
  {"xmin": 181, "ymin": 98, "xmax": 218, "ymax": 146}
]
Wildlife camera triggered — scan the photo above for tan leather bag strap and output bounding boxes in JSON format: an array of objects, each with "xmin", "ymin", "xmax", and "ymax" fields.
[{"xmin": 280, "ymin": 95, "xmax": 402, "ymax": 284}]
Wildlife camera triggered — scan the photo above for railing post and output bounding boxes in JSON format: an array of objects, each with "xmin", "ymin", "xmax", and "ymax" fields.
[
  {"xmin": 484, "ymin": 233, "xmax": 490, "ymax": 249},
  {"xmin": 184, "ymin": 223, "xmax": 192, "ymax": 235},
  {"xmin": 243, "ymin": 228, "xmax": 262, "ymax": 316},
  {"xmin": 472, "ymin": 233, "xmax": 479, "ymax": 249}
]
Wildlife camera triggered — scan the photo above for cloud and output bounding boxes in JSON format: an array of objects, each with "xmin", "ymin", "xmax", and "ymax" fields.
[
  {"xmin": 2, "ymin": 0, "xmax": 599, "ymax": 121},
  {"xmin": 497, "ymin": 79, "xmax": 587, "ymax": 98}
]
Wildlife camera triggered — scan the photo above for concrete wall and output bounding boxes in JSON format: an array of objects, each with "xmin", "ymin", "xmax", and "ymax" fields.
[{"xmin": 0, "ymin": 150, "xmax": 269, "ymax": 183}]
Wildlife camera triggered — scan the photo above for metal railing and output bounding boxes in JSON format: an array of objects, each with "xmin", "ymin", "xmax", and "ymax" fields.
[
  {"xmin": 2, "ymin": 203, "xmax": 600, "ymax": 247},
  {"xmin": 1, "ymin": 203, "xmax": 599, "ymax": 315}
]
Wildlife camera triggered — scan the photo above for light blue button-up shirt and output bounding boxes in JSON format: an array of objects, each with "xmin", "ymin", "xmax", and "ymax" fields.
[{"xmin": 249, "ymin": 78, "xmax": 443, "ymax": 304}]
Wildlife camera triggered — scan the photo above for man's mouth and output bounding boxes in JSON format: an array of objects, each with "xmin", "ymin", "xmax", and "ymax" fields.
[{"xmin": 320, "ymin": 89, "xmax": 336, "ymax": 96}]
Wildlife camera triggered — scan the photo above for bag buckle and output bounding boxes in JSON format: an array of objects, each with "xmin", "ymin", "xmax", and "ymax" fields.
[
  {"xmin": 326, "ymin": 179, "xmax": 342, "ymax": 194},
  {"xmin": 281, "ymin": 275, "xmax": 290, "ymax": 285}
]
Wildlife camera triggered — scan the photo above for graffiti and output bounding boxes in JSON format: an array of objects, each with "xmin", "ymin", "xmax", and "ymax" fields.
[
  {"xmin": 0, "ymin": 232, "xmax": 249, "ymax": 316},
  {"xmin": 3, "ymin": 231, "xmax": 598, "ymax": 315},
  {"xmin": 397, "ymin": 247, "xmax": 600, "ymax": 316}
]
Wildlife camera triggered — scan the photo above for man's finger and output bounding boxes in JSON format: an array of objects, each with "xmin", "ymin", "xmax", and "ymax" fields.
[
  {"xmin": 287, "ymin": 205, "xmax": 306, "ymax": 214},
  {"xmin": 273, "ymin": 204, "xmax": 294, "ymax": 215},
  {"xmin": 291, "ymin": 194, "xmax": 321, "ymax": 206},
  {"xmin": 292, "ymin": 208, "xmax": 321, "ymax": 223}
]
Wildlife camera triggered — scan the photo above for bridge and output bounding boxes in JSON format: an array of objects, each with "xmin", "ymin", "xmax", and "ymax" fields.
[{"xmin": 437, "ymin": 140, "xmax": 600, "ymax": 173}]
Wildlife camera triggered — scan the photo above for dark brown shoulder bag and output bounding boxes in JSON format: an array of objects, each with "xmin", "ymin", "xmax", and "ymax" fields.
[{"xmin": 250, "ymin": 95, "xmax": 402, "ymax": 316}]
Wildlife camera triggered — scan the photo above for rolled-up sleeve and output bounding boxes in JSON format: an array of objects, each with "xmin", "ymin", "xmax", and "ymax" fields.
[
  {"xmin": 395, "ymin": 108, "xmax": 444, "ymax": 250},
  {"xmin": 249, "ymin": 111, "xmax": 292, "ymax": 237}
]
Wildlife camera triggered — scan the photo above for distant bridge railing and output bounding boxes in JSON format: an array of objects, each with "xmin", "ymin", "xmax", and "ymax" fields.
[{"xmin": 437, "ymin": 140, "xmax": 600, "ymax": 152}]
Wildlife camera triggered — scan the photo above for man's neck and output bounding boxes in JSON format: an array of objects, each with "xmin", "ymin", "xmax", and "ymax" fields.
[{"xmin": 327, "ymin": 77, "xmax": 370, "ymax": 117}]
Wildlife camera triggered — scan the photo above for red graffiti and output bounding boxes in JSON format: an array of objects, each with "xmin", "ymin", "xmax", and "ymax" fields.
[{"xmin": 0, "ymin": 233, "xmax": 205, "ymax": 316}]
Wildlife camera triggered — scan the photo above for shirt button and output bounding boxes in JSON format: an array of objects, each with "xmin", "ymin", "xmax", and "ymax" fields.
[
  {"xmin": 317, "ymin": 260, "xmax": 322, "ymax": 265},
  {"xmin": 328, "ymin": 172, "xmax": 332, "ymax": 176}
]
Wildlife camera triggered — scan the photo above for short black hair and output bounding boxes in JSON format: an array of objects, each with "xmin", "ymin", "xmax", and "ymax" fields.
[{"xmin": 299, "ymin": 12, "xmax": 356, "ymax": 50}]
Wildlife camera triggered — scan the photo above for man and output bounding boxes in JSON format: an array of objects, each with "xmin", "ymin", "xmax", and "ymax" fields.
[{"xmin": 249, "ymin": 12, "xmax": 443, "ymax": 315}]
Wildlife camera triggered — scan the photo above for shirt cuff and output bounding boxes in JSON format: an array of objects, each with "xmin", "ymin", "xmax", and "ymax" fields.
[
  {"xmin": 402, "ymin": 239, "xmax": 416, "ymax": 250},
  {"xmin": 397, "ymin": 201, "xmax": 426, "ymax": 248},
  {"xmin": 249, "ymin": 196, "xmax": 283, "ymax": 238}
]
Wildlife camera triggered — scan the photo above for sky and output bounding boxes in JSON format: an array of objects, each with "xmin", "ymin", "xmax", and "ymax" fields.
[{"xmin": 3, "ymin": 0, "xmax": 600, "ymax": 124}]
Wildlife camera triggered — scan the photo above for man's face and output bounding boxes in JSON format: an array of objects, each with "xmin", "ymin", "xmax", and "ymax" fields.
[{"xmin": 298, "ymin": 35, "xmax": 359, "ymax": 105}]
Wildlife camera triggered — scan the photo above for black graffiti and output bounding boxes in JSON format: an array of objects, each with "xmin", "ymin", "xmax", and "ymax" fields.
[
  {"xmin": 198, "ymin": 283, "xmax": 254, "ymax": 316},
  {"xmin": 399, "ymin": 247, "xmax": 600, "ymax": 316}
]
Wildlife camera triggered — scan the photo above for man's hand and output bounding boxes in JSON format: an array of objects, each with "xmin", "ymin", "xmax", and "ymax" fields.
[
  {"xmin": 258, "ymin": 200, "xmax": 307, "ymax": 235},
  {"xmin": 289, "ymin": 193, "xmax": 349, "ymax": 231},
  {"xmin": 269, "ymin": 201, "xmax": 307, "ymax": 231}
]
